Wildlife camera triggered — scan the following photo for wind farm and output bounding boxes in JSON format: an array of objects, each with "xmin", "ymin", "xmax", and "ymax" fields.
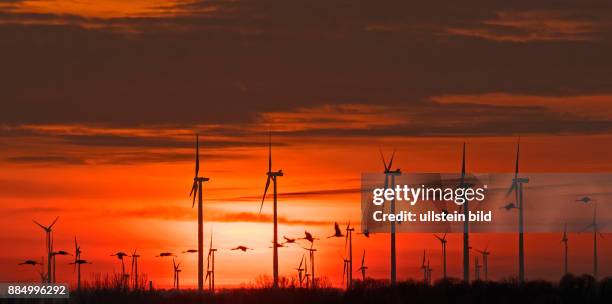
[{"xmin": 1, "ymin": 133, "xmax": 611, "ymax": 304}]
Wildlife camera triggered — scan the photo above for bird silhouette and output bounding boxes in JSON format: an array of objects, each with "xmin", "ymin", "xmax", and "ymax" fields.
[
  {"xmin": 111, "ymin": 252, "xmax": 128, "ymax": 260},
  {"xmin": 501, "ymin": 203, "xmax": 517, "ymax": 211},
  {"xmin": 156, "ymin": 252, "xmax": 176, "ymax": 257},
  {"xmin": 19, "ymin": 260, "xmax": 40, "ymax": 266},
  {"xmin": 231, "ymin": 246, "xmax": 252, "ymax": 252},
  {"xmin": 576, "ymin": 196, "xmax": 593, "ymax": 204},
  {"xmin": 70, "ymin": 259, "xmax": 92, "ymax": 265},
  {"xmin": 301, "ymin": 231, "xmax": 319, "ymax": 244},
  {"xmin": 327, "ymin": 222, "xmax": 344, "ymax": 238},
  {"xmin": 282, "ymin": 236, "xmax": 296, "ymax": 244},
  {"xmin": 53, "ymin": 251, "xmax": 71, "ymax": 256},
  {"xmin": 182, "ymin": 249, "xmax": 198, "ymax": 254}
]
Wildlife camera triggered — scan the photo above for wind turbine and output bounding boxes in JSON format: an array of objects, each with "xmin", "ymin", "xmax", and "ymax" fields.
[
  {"xmin": 188, "ymin": 134, "xmax": 210, "ymax": 291},
  {"xmin": 111, "ymin": 252, "xmax": 129, "ymax": 288},
  {"xmin": 380, "ymin": 149, "xmax": 401, "ymax": 285},
  {"xmin": 341, "ymin": 256, "xmax": 350, "ymax": 289},
  {"xmin": 476, "ymin": 247, "xmax": 490, "ymax": 281},
  {"xmin": 51, "ymin": 250, "xmax": 71, "ymax": 284},
  {"xmin": 434, "ymin": 232, "xmax": 448, "ymax": 279},
  {"xmin": 205, "ymin": 231, "xmax": 217, "ymax": 292},
  {"xmin": 457, "ymin": 143, "xmax": 471, "ymax": 283},
  {"xmin": 130, "ymin": 250, "xmax": 141, "ymax": 289},
  {"xmin": 296, "ymin": 254, "xmax": 305, "ymax": 287},
  {"xmin": 356, "ymin": 250, "xmax": 367, "ymax": 281},
  {"xmin": 474, "ymin": 256, "xmax": 481, "ymax": 281},
  {"xmin": 33, "ymin": 217, "xmax": 58, "ymax": 283},
  {"xmin": 303, "ymin": 246, "xmax": 317, "ymax": 288},
  {"xmin": 561, "ymin": 224, "xmax": 568, "ymax": 275},
  {"xmin": 303, "ymin": 256, "xmax": 311, "ymax": 289},
  {"xmin": 505, "ymin": 138, "xmax": 529, "ymax": 283},
  {"xmin": 421, "ymin": 250, "xmax": 427, "ymax": 284},
  {"xmin": 173, "ymin": 258, "xmax": 181, "ymax": 289},
  {"xmin": 71, "ymin": 237, "xmax": 91, "ymax": 290},
  {"xmin": 427, "ymin": 259, "xmax": 432, "ymax": 286},
  {"xmin": 259, "ymin": 132, "xmax": 284, "ymax": 289},
  {"xmin": 582, "ymin": 202, "xmax": 603, "ymax": 279}
]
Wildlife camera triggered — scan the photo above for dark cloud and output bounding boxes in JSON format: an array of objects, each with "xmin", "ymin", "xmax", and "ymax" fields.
[
  {"xmin": 1, "ymin": 0, "xmax": 611, "ymax": 135},
  {"xmin": 5, "ymin": 155, "xmax": 85, "ymax": 165}
]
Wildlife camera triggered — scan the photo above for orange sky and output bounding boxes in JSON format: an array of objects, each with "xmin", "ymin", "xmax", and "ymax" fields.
[{"xmin": 2, "ymin": 131, "xmax": 612, "ymax": 288}]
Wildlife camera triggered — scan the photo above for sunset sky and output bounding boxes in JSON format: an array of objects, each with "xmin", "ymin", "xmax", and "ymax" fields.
[{"xmin": 1, "ymin": 0, "xmax": 612, "ymax": 288}]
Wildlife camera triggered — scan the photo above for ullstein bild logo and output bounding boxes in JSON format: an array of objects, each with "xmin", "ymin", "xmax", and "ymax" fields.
[{"xmin": 360, "ymin": 173, "xmax": 612, "ymax": 234}]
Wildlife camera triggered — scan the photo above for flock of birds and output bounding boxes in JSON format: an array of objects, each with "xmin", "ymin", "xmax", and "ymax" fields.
[{"xmin": 16, "ymin": 135, "xmax": 606, "ymax": 291}]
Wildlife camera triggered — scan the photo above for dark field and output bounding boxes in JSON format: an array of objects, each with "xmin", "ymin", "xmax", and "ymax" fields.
[{"xmin": 3, "ymin": 274, "xmax": 612, "ymax": 304}]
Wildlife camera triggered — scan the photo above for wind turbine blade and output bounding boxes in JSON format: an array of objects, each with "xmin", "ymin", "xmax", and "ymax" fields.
[
  {"xmin": 299, "ymin": 254, "xmax": 304, "ymax": 269},
  {"xmin": 49, "ymin": 217, "xmax": 59, "ymax": 229},
  {"xmin": 191, "ymin": 182, "xmax": 198, "ymax": 208},
  {"xmin": 259, "ymin": 176, "xmax": 271, "ymax": 214},
  {"xmin": 361, "ymin": 250, "xmax": 365, "ymax": 266},
  {"xmin": 32, "ymin": 220, "xmax": 46, "ymax": 230},
  {"xmin": 461, "ymin": 142, "xmax": 466, "ymax": 179},
  {"xmin": 268, "ymin": 131, "xmax": 272, "ymax": 172},
  {"xmin": 379, "ymin": 149, "xmax": 388, "ymax": 171},
  {"xmin": 443, "ymin": 232, "xmax": 447, "ymax": 240},
  {"xmin": 388, "ymin": 149, "xmax": 396, "ymax": 170},
  {"xmin": 514, "ymin": 138, "xmax": 520, "ymax": 178},
  {"xmin": 421, "ymin": 250, "xmax": 425, "ymax": 267},
  {"xmin": 195, "ymin": 134, "xmax": 200, "ymax": 177},
  {"xmin": 505, "ymin": 182, "xmax": 516, "ymax": 197}
]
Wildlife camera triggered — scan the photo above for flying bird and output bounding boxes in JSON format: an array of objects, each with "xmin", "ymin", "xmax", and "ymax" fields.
[
  {"xmin": 182, "ymin": 249, "xmax": 198, "ymax": 254},
  {"xmin": 501, "ymin": 203, "xmax": 517, "ymax": 211},
  {"xmin": 301, "ymin": 231, "xmax": 318, "ymax": 244},
  {"xmin": 231, "ymin": 246, "xmax": 252, "ymax": 252},
  {"xmin": 156, "ymin": 252, "xmax": 176, "ymax": 257},
  {"xmin": 327, "ymin": 222, "xmax": 344, "ymax": 238},
  {"xmin": 576, "ymin": 196, "xmax": 593, "ymax": 204},
  {"xmin": 19, "ymin": 260, "xmax": 40, "ymax": 266},
  {"xmin": 282, "ymin": 236, "xmax": 296, "ymax": 244},
  {"xmin": 111, "ymin": 252, "xmax": 128, "ymax": 260}
]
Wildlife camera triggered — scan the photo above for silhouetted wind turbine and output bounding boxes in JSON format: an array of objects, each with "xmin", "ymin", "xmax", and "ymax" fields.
[
  {"xmin": 434, "ymin": 232, "xmax": 448, "ymax": 279},
  {"xmin": 303, "ymin": 246, "xmax": 317, "ymax": 288},
  {"xmin": 33, "ymin": 216, "xmax": 58, "ymax": 283},
  {"xmin": 582, "ymin": 202, "xmax": 603, "ymax": 279},
  {"xmin": 421, "ymin": 250, "xmax": 427, "ymax": 284},
  {"xmin": 380, "ymin": 149, "xmax": 401, "ymax": 285},
  {"xmin": 188, "ymin": 134, "xmax": 210, "ymax": 291},
  {"xmin": 205, "ymin": 231, "xmax": 217, "ymax": 292},
  {"xmin": 457, "ymin": 143, "xmax": 471, "ymax": 283},
  {"xmin": 474, "ymin": 256, "xmax": 481, "ymax": 281},
  {"xmin": 71, "ymin": 237, "xmax": 91, "ymax": 290},
  {"xmin": 130, "ymin": 250, "xmax": 141, "ymax": 289},
  {"xmin": 341, "ymin": 256, "xmax": 350, "ymax": 289},
  {"xmin": 561, "ymin": 223, "xmax": 568, "ymax": 275},
  {"xmin": 476, "ymin": 246, "xmax": 490, "ymax": 281},
  {"xmin": 296, "ymin": 254, "xmax": 305, "ymax": 287},
  {"xmin": 356, "ymin": 250, "xmax": 367, "ymax": 281},
  {"xmin": 172, "ymin": 258, "xmax": 181, "ymax": 289},
  {"xmin": 111, "ymin": 252, "xmax": 129, "ymax": 288},
  {"xmin": 259, "ymin": 132, "xmax": 284, "ymax": 288},
  {"xmin": 427, "ymin": 259, "xmax": 432, "ymax": 286},
  {"xmin": 505, "ymin": 138, "xmax": 529, "ymax": 283},
  {"xmin": 346, "ymin": 221, "xmax": 354, "ymax": 287}
]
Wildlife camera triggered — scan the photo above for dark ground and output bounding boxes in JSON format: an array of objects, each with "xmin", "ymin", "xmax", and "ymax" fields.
[{"xmin": 3, "ymin": 274, "xmax": 611, "ymax": 304}]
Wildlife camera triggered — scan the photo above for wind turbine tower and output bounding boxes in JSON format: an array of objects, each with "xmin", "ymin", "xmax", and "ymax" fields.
[
  {"xmin": 259, "ymin": 132, "xmax": 284, "ymax": 288},
  {"xmin": 189, "ymin": 134, "xmax": 210, "ymax": 291}
]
